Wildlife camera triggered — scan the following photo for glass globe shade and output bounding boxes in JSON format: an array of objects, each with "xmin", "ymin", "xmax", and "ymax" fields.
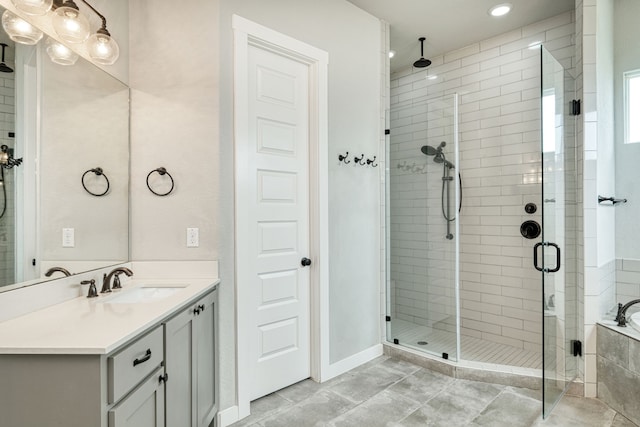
[
  {"xmin": 87, "ymin": 32, "xmax": 119, "ymax": 65},
  {"xmin": 1, "ymin": 10, "xmax": 43, "ymax": 45},
  {"xmin": 45, "ymin": 37, "xmax": 78, "ymax": 66},
  {"xmin": 52, "ymin": 6, "xmax": 89, "ymax": 44},
  {"xmin": 11, "ymin": 0, "xmax": 52, "ymax": 16}
]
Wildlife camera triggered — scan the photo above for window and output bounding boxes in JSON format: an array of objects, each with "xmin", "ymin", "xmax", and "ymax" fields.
[{"xmin": 624, "ymin": 69, "xmax": 640, "ymax": 144}]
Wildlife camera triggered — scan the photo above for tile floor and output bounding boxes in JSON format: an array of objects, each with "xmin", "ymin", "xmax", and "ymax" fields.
[{"xmin": 231, "ymin": 355, "xmax": 638, "ymax": 427}]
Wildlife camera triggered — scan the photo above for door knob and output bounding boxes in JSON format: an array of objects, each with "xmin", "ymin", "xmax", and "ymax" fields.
[{"xmin": 301, "ymin": 257, "xmax": 312, "ymax": 267}]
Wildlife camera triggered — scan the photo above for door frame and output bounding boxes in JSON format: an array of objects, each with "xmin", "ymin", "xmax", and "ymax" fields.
[{"xmin": 232, "ymin": 15, "xmax": 329, "ymax": 420}]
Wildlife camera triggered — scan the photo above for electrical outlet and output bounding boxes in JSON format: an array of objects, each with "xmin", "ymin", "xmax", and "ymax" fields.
[
  {"xmin": 187, "ymin": 228, "xmax": 199, "ymax": 247},
  {"xmin": 62, "ymin": 228, "xmax": 75, "ymax": 247}
]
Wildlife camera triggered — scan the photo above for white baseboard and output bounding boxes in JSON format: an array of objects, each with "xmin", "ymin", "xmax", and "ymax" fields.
[
  {"xmin": 217, "ymin": 405, "xmax": 239, "ymax": 427},
  {"xmin": 321, "ymin": 343, "xmax": 383, "ymax": 382}
]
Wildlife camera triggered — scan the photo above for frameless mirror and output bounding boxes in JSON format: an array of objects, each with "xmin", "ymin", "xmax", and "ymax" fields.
[{"xmin": 0, "ymin": 4, "xmax": 129, "ymax": 292}]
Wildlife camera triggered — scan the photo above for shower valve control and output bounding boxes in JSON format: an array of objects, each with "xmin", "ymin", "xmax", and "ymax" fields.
[
  {"xmin": 520, "ymin": 220, "xmax": 541, "ymax": 239},
  {"xmin": 524, "ymin": 203, "xmax": 537, "ymax": 214}
]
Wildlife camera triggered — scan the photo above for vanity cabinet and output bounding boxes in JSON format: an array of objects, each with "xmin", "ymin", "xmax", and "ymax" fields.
[
  {"xmin": 164, "ymin": 289, "xmax": 218, "ymax": 427},
  {"xmin": 0, "ymin": 283, "xmax": 218, "ymax": 427},
  {"xmin": 108, "ymin": 366, "xmax": 166, "ymax": 427}
]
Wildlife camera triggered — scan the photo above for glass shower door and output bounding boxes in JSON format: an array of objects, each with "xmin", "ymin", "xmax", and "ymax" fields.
[
  {"xmin": 540, "ymin": 46, "xmax": 578, "ymax": 418},
  {"xmin": 386, "ymin": 94, "xmax": 459, "ymax": 361}
]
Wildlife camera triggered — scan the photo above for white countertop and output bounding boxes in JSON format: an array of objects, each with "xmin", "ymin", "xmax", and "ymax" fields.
[{"xmin": 0, "ymin": 278, "xmax": 219, "ymax": 355}]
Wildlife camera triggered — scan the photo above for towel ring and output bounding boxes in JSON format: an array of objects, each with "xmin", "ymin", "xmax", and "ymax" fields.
[
  {"xmin": 146, "ymin": 167, "xmax": 174, "ymax": 196},
  {"xmin": 81, "ymin": 167, "xmax": 110, "ymax": 197}
]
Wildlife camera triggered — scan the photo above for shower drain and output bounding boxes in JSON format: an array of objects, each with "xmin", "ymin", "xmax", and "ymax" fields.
[{"xmin": 417, "ymin": 341, "xmax": 428, "ymax": 346}]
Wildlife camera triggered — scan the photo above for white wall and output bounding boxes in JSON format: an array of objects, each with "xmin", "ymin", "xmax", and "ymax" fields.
[
  {"xmin": 614, "ymin": 0, "xmax": 640, "ymax": 261},
  {"xmin": 130, "ymin": 0, "xmax": 382, "ymax": 413},
  {"xmin": 580, "ymin": 0, "xmax": 616, "ymax": 398},
  {"xmin": 390, "ymin": 12, "xmax": 576, "ymax": 355},
  {"xmin": 128, "ymin": 0, "xmax": 225, "ymax": 403}
]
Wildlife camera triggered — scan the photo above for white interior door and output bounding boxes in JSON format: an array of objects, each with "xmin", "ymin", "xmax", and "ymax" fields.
[{"xmin": 243, "ymin": 42, "xmax": 311, "ymax": 401}]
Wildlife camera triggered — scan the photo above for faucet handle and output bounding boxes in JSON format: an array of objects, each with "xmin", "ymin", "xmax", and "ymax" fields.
[
  {"xmin": 112, "ymin": 271, "xmax": 123, "ymax": 289},
  {"xmin": 81, "ymin": 279, "xmax": 99, "ymax": 298},
  {"xmin": 101, "ymin": 273, "xmax": 112, "ymax": 293}
]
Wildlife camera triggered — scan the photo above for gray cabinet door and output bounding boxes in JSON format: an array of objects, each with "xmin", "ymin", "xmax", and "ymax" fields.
[
  {"xmin": 195, "ymin": 291, "xmax": 217, "ymax": 427},
  {"xmin": 108, "ymin": 367, "xmax": 165, "ymax": 427},
  {"xmin": 164, "ymin": 306, "xmax": 196, "ymax": 427}
]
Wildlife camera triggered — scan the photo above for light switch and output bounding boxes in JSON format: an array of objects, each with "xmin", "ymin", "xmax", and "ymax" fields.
[
  {"xmin": 187, "ymin": 228, "xmax": 199, "ymax": 247},
  {"xmin": 62, "ymin": 228, "xmax": 75, "ymax": 247}
]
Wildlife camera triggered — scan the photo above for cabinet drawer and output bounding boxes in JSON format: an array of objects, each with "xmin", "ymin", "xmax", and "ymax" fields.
[{"xmin": 108, "ymin": 326, "xmax": 164, "ymax": 404}]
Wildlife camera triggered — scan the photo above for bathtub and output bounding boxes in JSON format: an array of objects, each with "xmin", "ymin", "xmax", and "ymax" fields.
[{"xmin": 630, "ymin": 311, "xmax": 640, "ymax": 333}]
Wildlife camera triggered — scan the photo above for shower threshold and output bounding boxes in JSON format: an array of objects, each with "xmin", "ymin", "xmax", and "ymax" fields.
[{"xmin": 389, "ymin": 319, "xmax": 542, "ymax": 369}]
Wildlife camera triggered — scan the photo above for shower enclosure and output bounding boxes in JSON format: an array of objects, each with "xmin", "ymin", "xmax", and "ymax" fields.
[{"xmin": 385, "ymin": 47, "xmax": 578, "ymax": 418}]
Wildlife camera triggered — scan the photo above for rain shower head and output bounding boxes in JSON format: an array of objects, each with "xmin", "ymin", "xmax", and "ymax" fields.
[{"xmin": 413, "ymin": 37, "xmax": 432, "ymax": 68}]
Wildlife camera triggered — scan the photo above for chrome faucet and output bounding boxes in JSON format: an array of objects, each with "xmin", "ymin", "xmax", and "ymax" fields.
[
  {"xmin": 615, "ymin": 299, "xmax": 640, "ymax": 326},
  {"xmin": 101, "ymin": 267, "xmax": 133, "ymax": 293},
  {"xmin": 44, "ymin": 267, "xmax": 72, "ymax": 277}
]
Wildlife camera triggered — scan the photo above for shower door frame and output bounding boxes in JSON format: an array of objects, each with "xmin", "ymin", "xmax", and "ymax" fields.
[{"xmin": 540, "ymin": 45, "xmax": 579, "ymax": 418}]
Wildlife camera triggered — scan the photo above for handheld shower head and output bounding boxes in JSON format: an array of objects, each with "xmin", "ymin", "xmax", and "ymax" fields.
[
  {"xmin": 420, "ymin": 142, "xmax": 454, "ymax": 168},
  {"xmin": 421, "ymin": 145, "xmax": 437, "ymax": 156}
]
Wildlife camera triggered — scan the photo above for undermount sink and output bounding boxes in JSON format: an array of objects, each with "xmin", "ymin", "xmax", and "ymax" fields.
[{"xmin": 99, "ymin": 286, "xmax": 186, "ymax": 304}]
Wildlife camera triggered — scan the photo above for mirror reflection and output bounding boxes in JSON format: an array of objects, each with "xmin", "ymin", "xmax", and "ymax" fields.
[{"xmin": 0, "ymin": 4, "xmax": 129, "ymax": 291}]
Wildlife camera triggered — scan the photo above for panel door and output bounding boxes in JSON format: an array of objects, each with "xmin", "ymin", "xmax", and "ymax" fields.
[{"xmin": 246, "ymin": 43, "xmax": 311, "ymax": 400}]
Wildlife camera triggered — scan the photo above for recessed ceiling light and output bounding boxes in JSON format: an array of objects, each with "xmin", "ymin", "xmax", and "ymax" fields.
[
  {"xmin": 388, "ymin": 50, "xmax": 396, "ymax": 59},
  {"xmin": 427, "ymin": 75, "xmax": 438, "ymax": 80},
  {"xmin": 488, "ymin": 3, "xmax": 512, "ymax": 17}
]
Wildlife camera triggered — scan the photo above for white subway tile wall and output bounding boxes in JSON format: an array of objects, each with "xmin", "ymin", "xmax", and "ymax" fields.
[
  {"xmin": 388, "ymin": 12, "xmax": 576, "ymax": 358},
  {"xmin": 0, "ymin": 71, "xmax": 15, "ymax": 287}
]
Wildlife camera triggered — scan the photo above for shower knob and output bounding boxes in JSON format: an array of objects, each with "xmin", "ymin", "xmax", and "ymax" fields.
[
  {"xmin": 524, "ymin": 203, "xmax": 537, "ymax": 214},
  {"xmin": 520, "ymin": 220, "xmax": 541, "ymax": 239}
]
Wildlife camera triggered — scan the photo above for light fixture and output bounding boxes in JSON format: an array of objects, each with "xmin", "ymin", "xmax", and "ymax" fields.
[
  {"xmin": 1, "ymin": 10, "xmax": 43, "ymax": 45},
  {"xmin": 488, "ymin": 3, "xmax": 512, "ymax": 17},
  {"xmin": 11, "ymin": 0, "xmax": 52, "ymax": 16},
  {"xmin": 5, "ymin": 0, "xmax": 119, "ymax": 66},
  {"xmin": 80, "ymin": 0, "xmax": 118, "ymax": 65},
  {"xmin": 52, "ymin": 0, "xmax": 90, "ymax": 44},
  {"xmin": 427, "ymin": 75, "xmax": 438, "ymax": 80},
  {"xmin": 45, "ymin": 37, "xmax": 78, "ymax": 65},
  {"xmin": 388, "ymin": 50, "xmax": 395, "ymax": 59}
]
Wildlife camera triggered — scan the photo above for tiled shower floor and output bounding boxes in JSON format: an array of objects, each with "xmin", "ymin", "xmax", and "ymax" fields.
[
  {"xmin": 230, "ymin": 355, "xmax": 637, "ymax": 427},
  {"xmin": 389, "ymin": 319, "xmax": 542, "ymax": 369}
]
